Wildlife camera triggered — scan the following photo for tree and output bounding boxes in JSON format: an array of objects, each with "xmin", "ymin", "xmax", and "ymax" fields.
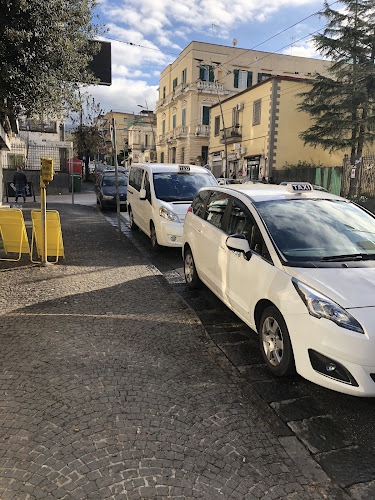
[
  {"xmin": 298, "ymin": 0, "xmax": 375, "ymax": 165},
  {"xmin": 0, "ymin": 0, "xmax": 103, "ymax": 118},
  {"xmin": 69, "ymin": 97, "xmax": 104, "ymax": 180}
]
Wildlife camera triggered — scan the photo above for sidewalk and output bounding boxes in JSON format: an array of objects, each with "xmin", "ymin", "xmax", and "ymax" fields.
[{"xmin": 0, "ymin": 188, "xmax": 348, "ymax": 499}]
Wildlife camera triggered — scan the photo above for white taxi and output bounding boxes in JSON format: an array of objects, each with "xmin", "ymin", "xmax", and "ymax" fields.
[
  {"xmin": 127, "ymin": 163, "xmax": 217, "ymax": 249},
  {"xmin": 182, "ymin": 182, "xmax": 375, "ymax": 396}
]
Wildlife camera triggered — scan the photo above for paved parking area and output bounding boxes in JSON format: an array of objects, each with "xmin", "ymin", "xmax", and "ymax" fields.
[{"xmin": 0, "ymin": 193, "xmax": 349, "ymax": 499}]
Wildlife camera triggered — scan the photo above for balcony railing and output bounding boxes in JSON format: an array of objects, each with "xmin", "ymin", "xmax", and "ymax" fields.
[
  {"xmin": 197, "ymin": 82, "xmax": 224, "ymax": 92},
  {"xmin": 195, "ymin": 125, "xmax": 210, "ymax": 137},
  {"xmin": 220, "ymin": 126, "xmax": 242, "ymax": 144}
]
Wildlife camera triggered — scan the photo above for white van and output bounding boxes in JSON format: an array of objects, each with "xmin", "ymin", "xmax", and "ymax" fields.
[{"xmin": 126, "ymin": 163, "xmax": 217, "ymax": 249}]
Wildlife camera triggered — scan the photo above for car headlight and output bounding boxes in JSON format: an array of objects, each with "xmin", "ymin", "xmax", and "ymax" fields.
[
  {"xmin": 292, "ymin": 279, "xmax": 364, "ymax": 334},
  {"xmin": 159, "ymin": 207, "xmax": 181, "ymax": 223}
]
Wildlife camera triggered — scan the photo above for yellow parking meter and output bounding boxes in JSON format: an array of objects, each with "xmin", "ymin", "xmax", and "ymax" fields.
[{"xmin": 41, "ymin": 157, "xmax": 54, "ymax": 184}]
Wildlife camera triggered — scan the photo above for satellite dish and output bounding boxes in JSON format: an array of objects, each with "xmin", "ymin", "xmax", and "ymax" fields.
[{"xmin": 232, "ymin": 38, "xmax": 238, "ymax": 46}]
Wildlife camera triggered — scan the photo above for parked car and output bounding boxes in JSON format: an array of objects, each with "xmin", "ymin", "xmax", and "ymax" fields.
[
  {"xmin": 96, "ymin": 171, "xmax": 128, "ymax": 211},
  {"xmin": 127, "ymin": 163, "xmax": 217, "ymax": 249},
  {"xmin": 217, "ymin": 178, "xmax": 243, "ymax": 185},
  {"xmin": 182, "ymin": 181, "xmax": 375, "ymax": 397}
]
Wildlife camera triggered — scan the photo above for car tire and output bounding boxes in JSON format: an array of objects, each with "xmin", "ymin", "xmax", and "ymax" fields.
[
  {"xmin": 150, "ymin": 222, "xmax": 160, "ymax": 251},
  {"xmin": 128, "ymin": 206, "xmax": 138, "ymax": 230},
  {"xmin": 99, "ymin": 200, "xmax": 106, "ymax": 211},
  {"xmin": 184, "ymin": 248, "xmax": 201, "ymax": 289},
  {"xmin": 259, "ymin": 306, "xmax": 295, "ymax": 377}
]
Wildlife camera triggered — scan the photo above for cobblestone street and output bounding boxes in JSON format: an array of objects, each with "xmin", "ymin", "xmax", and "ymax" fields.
[{"xmin": 0, "ymin": 200, "xmax": 347, "ymax": 499}]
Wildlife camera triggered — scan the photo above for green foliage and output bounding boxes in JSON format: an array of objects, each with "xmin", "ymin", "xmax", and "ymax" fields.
[
  {"xmin": 298, "ymin": 0, "xmax": 375, "ymax": 162},
  {"xmin": 0, "ymin": 0, "xmax": 105, "ymax": 117}
]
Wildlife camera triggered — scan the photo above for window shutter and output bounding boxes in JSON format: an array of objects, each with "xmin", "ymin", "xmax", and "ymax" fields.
[
  {"xmin": 199, "ymin": 67, "xmax": 205, "ymax": 80},
  {"xmin": 234, "ymin": 69, "xmax": 239, "ymax": 88},
  {"xmin": 202, "ymin": 106, "xmax": 210, "ymax": 125},
  {"xmin": 209, "ymin": 66, "xmax": 215, "ymax": 82}
]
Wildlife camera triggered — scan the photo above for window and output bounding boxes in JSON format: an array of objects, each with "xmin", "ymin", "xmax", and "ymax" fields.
[
  {"xmin": 227, "ymin": 198, "xmax": 270, "ymax": 260},
  {"xmin": 181, "ymin": 147, "xmax": 185, "ymax": 163},
  {"xmin": 182, "ymin": 68, "xmax": 187, "ymax": 84},
  {"xmin": 257, "ymin": 73, "xmax": 272, "ymax": 83},
  {"xmin": 202, "ymin": 106, "xmax": 210, "ymax": 125},
  {"xmin": 172, "ymin": 77, "xmax": 178, "ymax": 91},
  {"xmin": 144, "ymin": 171, "xmax": 151, "ymax": 202},
  {"xmin": 199, "ymin": 65, "xmax": 214, "ymax": 82},
  {"xmin": 205, "ymin": 191, "xmax": 230, "ymax": 229},
  {"xmin": 162, "ymin": 86, "xmax": 166, "ymax": 99},
  {"xmin": 232, "ymin": 107, "xmax": 239, "ymax": 127},
  {"xmin": 129, "ymin": 167, "xmax": 143, "ymax": 191},
  {"xmin": 202, "ymin": 146, "xmax": 208, "ymax": 164},
  {"xmin": 253, "ymin": 99, "xmax": 261, "ymax": 126},
  {"xmin": 123, "ymin": 117, "xmax": 128, "ymax": 122},
  {"xmin": 160, "ymin": 152, "xmax": 165, "ymax": 163},
  {"xmin": 234, "ymin": 70, "xmax": 253, "ymax": 89},
  {"xmin": 162, "ymin": 119, "xmax": 165, "ymax": 135},
  {"xmin": 172, "ymin": 114, "xmax": 176, "ymax": 129},
  {"xmin": 214, "ymin": 116, "xmax": 220, "ymax": 136},
  {"xmin": 191, "ymin": 190, "xmax": 211, "ymax": 219},
  {"xmin": 182, "ymin": 108, "xmax": 186, "ymax": 126},
  {"xmin": 145, "ymin": 134, "xmax": 149, "ymax": 147}
]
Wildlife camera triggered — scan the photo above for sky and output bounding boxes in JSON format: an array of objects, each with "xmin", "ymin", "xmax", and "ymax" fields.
[{"xmin": 85, "ymin": 0, "xmax": 331, "ymax": 116}]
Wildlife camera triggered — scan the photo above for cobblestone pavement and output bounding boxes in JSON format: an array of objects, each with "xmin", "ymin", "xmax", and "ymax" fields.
[{"xmin": 0, "ymin": 194, "xmax": 350, "ymax": 499}]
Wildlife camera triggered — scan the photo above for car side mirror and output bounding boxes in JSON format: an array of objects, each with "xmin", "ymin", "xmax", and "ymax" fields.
[
  {"xmin": 139, "ymin": 188, "xmax": 147, "ymax": 200},
  {"xmin": 226, "ymin": 234, "xmax": 252, "ymax": 260}
]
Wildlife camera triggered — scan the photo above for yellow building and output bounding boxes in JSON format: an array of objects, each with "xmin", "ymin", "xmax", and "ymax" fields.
[
  {"xmin": 209, "ymin": 75, "xmax": 344, "ymax": 180},
  {"xmin": 99, "ymin": 111, "xmax": 135, "ymax": 165},
  {"xmin": 155, "ymin": 41, "xmax": 331, "ymax": 167}
]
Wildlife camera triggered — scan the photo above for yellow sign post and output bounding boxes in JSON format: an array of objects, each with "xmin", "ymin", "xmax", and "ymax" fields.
[{"xmin": 40, "ymin": 157, "xmax": 54, "ymax": 266}]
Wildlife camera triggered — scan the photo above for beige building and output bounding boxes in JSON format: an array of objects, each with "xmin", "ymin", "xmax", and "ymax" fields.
[
  {"xmin": 99, "ymin": 111, "xmax": 135, "ymax": 165},
  {"xmin": 209, "ymin": 75, "xmax": 344, "ymax": 180},
  {"xmin": 127, "ymin": 111, "xmax": 157, "ymax": 165},
  {"xmin": 155, "ymin": 41, "xmax": 331, "ymax": 168}
]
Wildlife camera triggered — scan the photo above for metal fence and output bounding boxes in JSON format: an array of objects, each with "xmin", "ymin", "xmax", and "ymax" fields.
[
  {"xmin": 4, "ymin": 141, "xmax": 72, "ymax": 172},
  {"xmin": 271, "ymin": 166, "xmax": 343, "ymax": 196}
]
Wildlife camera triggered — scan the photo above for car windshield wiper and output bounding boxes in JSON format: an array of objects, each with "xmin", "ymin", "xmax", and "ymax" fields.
[{"xmin": 321, "ymin": 253, "xmax": 375, "ymax": 262}]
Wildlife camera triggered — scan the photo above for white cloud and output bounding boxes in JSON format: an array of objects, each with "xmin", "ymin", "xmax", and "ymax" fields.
[{"xmin": 86, "ymin": 77, "xmax": 159, "ymax": 114}]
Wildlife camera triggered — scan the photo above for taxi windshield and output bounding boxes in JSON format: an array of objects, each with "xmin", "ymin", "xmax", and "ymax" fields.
[
  {"xmin": 255, "ymin": 198, "xmax": 375, "ymax": 263},
  {"xmin": 153, "ymin": 173, "xmax": 214, "ymax": 202}
]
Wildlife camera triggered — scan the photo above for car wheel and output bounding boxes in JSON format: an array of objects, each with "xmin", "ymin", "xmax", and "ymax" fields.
[
  {"xmin": 150, "ymin": 223, "xmax": 160, "ymax": 251},
  {"xmin": 259, "ymin": 306, "xmax": 295, "ymax": 377},
  {"xmin": 128, "ymin": 207, "xmax": 138, "ymax": 230},
  {"xmin": 184, "ymin": 248, "xmax": 201, "ymax": 289},
  {"xmin": 99, "ymin": 199, "xmax": 106, "ymax": 211}
]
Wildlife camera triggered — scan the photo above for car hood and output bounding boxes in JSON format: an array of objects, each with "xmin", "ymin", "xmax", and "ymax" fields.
[{"xmin": 291, "ymin": 267, "xmax": 375, "ymax": 308}]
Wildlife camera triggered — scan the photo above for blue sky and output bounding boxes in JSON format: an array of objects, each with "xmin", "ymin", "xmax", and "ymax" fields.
[{"xmin": 86, "ymin": 0, "xmax": 330, "ymax": 115}]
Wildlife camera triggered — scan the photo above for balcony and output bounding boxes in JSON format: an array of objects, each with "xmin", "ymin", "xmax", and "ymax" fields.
[
  {"xmin": 197, "ymin": 82, "xmax": 224, "ymax": 92},
  {"xmin": 220, "ymin": 126, "xmax": 242, "ymax": 144},
  {"xmin": 195, "ymin": 125, "xmax": 210, "ymax": 137}
]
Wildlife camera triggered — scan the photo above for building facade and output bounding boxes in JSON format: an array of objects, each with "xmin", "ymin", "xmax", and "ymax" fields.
[
  {"xmin": 155, "ymin": 41, "xmax": 331, "ymax": 168},
  {"xmin": 98, "ymin": 111, "xmax": 136, "ymax": 165},
  {"xmin": 127, "ymin": 111, "xmax": 157, "ymax": 165},
  {"xmin": 209, "ymin": 76, "xmax": 344, "ymax": 180}
]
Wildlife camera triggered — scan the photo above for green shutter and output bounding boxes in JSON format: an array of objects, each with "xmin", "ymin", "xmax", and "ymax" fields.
[
  {"xmin": 202, "ymin": 106, "xmax": 210, "ymax": 125},
  {"xmin": 209, "ymin": 66, "xmax": 214, "ymax": 82},
  {"xmin": 199, "ymin": 67, "xmax": 205, "ymax": 80},
  {"xmin": 234, "ymin": 69, "xmax": 239, "ymax": 88},
  {"xmin": 247, "ymin": 71, "xmax": 253, "ymax": 87}
]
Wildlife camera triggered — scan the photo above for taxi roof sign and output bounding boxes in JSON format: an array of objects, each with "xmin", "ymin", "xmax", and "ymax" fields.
[
  {"xmin": 178, "ymin": 165, "xmax": 191, "ymax": 173},
  {"xmin": 285, "ymin": 182, "xmax": 313, "ymax": 193}
]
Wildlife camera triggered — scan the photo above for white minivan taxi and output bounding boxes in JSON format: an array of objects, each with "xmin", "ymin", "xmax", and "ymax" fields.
[
  {"xmin": 126, "ymin": 163, "xmax": 217, "ymax": 249},
  {"xmin": 182, "ymin": 182, "xmax": 375, "ymax": 397}
]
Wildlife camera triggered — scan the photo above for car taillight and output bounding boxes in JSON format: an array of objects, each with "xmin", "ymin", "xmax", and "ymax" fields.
[{"xmin": 187, "ymin": 206, "xmax": 193, "ymax": 212}]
